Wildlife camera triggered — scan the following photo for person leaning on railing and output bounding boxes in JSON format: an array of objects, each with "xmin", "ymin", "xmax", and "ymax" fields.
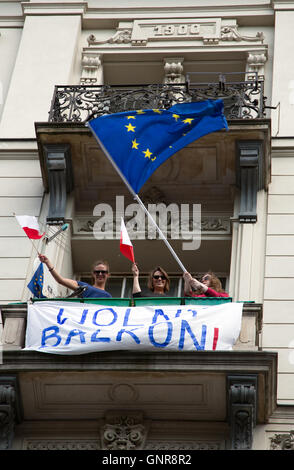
[
  {"xmin": 38, "ymin": 254, "xmax": 112, "ymax": 298},
  {"xmin": 132, "ymin": 263, "xmax": 171, "ymax": 297},
  {"xmin": 183, "ymin": 271, "xmax": 229, "ymax": 298}
]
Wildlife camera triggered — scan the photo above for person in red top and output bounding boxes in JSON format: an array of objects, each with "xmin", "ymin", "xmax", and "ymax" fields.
[{"xmin": 183, "ymin": 271, "xmax": 229, "ymax": 298}]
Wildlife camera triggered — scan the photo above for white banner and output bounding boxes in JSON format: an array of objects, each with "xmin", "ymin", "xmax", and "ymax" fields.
[{"xmin": 24, "ymin": 301, "xmax": 243, "ymax": 355}]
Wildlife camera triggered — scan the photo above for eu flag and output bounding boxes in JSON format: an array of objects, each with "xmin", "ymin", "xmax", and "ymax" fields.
[
  {"xmin": 27, "ymin": 262, "xmax": 46, "ymax": 298},
  {"xmin": 87, "ymin": 99, "xmax": 228, "ymax": 194}
]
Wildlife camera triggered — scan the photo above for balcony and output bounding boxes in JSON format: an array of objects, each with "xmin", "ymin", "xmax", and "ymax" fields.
[
  {"xmin": 35, "ymin": 73, "xmax": 271, "ymax": 248},
  {"xmin": 48, "ymin": 73, "xmax": 266, "ymax": 124},
  {"xmin": 0, "ymin": 299, "xmax": 277, "ymax": 450}
]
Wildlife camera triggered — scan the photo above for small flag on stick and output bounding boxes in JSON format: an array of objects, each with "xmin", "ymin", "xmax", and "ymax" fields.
[
  {"xmin": 15, "ymin": 215, "xmax": 44, "ymax": 240},
  {"xmin": 27, "ymin": 262, "xmax": 46, "ymax": 298},
  {"xmin": 120, "ymin": 218, "xmax": 135, "ymax": 263}
]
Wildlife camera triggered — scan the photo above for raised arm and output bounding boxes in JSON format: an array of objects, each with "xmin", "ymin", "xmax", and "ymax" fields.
[
  {"xmin": 183, "ymin": 272, "xmax": 208, "ymax": 295},
  {"xmin": 132, "ymin": 263, "xmax": 141, "ymax": 294},
  {"xmin": 183, "ymin": 272, "xmax": 193, "ymax": 295},
  {"xmin": 38, "ymin": 254, "xmax": 78, "ymax": 291}
]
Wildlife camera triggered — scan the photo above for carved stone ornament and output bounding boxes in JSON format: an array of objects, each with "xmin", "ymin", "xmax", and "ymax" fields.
[
  {"xmin": 80, "ymin": 53, "xmax": 102, "ymax": 84},
  {"xmin": 236, "ymin": 141, "xmax": 264, "ymax": 223},
  {"xmin": 221, "ymin": 26, "xmax": 264, "ymax": 43},
  {"xmin": 227, "ymin": 375, "xmax": 257, "ymax": 450},
  {"xmin": 23, "ymin": 439, "xmax": 100, "ymax": 450},
  {"xmin": 74, "ymin": 214, "xmax": 230, "ymax": 238},
  {"xmin": 101, "ymin": 411, "xmax": 149, "ymax": 450},
  {"xmin": 43, "ymin": 144, "xmax": 74, "ymax": 224},
  {"xmin": 163, "ymin": 58, "xmax": 185, "ymax": 84},
  {"xmin": 87, "ymin": 29, "xmax": 132, "ymax": 46},
  {"xmin": 85, "ymin": 20, "xmax": 265, "ymax": 49},
  {"xmin": 270, "ymin": 431, "xmax": 294, "ymax": 450},
  {"xmin": 247, "ymin": 53, "xmax": 267, "ymax": 70},
  {"xmin": 0, "ymin": 382, "xmax": 17, "ymax": 450},
  {"xmin": 145, "ymin": 440, "xmax": 224, "ymax": 450}
]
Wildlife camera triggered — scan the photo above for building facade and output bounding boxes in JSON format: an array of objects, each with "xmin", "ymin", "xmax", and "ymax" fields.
[{"xmin": 0, "ymin": 0, "xmax": 294, "ymax": 451}]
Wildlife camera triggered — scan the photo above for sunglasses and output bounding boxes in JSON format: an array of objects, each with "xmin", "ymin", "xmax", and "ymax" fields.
[
  {"xmin": 153, "ymin": 275, "xmax": 166, "ymax": 280},
  {"xmin": 93, "ymin": 270, "xmax": 108, "ymax": 275}
]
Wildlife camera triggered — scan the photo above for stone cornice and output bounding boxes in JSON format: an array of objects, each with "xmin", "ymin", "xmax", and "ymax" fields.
[
  {"xmin": 0, "ymin": 348, "xmax": 277, "ymax": 373},
  {"xmin": 272, "ymin": 1, "xmax": 294, "ymax": 10},
  {"xmin": 21, "ymin": 1, "xmax": 87, "ymax": 17},
  {"xmin": 16, "ymin": 1, "xmax": 275, "ymax": 26}
]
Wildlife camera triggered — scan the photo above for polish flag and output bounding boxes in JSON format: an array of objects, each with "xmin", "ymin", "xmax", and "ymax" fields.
[
  {"xmin": 15, "ymin": 215, "xmax": 45, "ymax": 240},
  {"xmin": 120, "ymin": 217, "xmax": 135, "ymax": 262}
]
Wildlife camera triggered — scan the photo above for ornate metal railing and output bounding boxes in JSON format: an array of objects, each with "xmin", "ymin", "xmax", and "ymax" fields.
[{"xmin": 48, "ymin": 75, "xmax": 266, "ymax": 123}]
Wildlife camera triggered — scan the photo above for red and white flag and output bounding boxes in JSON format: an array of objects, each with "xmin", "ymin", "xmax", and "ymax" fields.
[
  {"xmin": 15, "ymin": 215, "xmax": 44, "ymax": 240},
  {"xmin": 120, "ymin": 217, "xmax": 135, "ymax": 263}
]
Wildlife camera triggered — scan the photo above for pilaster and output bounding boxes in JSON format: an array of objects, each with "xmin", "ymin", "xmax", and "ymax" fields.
[
  {"xmin": 0, "ymin": 8, "xmax": 83, "ymax": 139},
  {"xmin": 271, "ymin": 5, "xmax": 294, "ymax": 136}
]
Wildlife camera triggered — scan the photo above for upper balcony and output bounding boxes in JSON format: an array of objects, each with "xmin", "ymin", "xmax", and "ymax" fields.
[
  {"xmin": 47, "ymin": 72, "xmax": 267, "ymax": 124},
  {"xmin": 34, "ymin": 72, "xmax": 272, "ymax": 276}
]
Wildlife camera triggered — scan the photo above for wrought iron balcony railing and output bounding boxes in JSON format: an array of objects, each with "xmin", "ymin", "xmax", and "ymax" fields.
[{"xmin": 48, "ymin": 73, "xmax": 267, "ymax": 124}]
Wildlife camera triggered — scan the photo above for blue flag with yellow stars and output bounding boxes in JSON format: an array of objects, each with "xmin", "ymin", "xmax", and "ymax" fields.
[
  {"xmin": 87, "ymin": 99, "xmax": 228, "ymax": 194},
  {"xmin": 27, "ymin": 262, "xmax": 46, "ymax": 298}
]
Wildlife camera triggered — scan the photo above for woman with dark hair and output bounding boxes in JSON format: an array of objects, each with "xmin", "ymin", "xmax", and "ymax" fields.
[
  {"xmin": 183, "ymin": 271, "xmax": 229, "ymax": 298},
  {"xmin": 132, "ymin": 263, "xmax": 170, "ymax": 297},
  {"xmin": 38, "ymin": 254, "xmax": 112, "ymax": 298}
]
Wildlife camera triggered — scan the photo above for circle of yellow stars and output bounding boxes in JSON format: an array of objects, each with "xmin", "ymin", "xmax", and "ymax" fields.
[{"xmin": 123, "ymin": 109, "xmax": 194, "ymax": 162}]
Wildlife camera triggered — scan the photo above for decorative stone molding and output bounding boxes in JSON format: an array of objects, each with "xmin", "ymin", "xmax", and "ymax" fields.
[
  {"xmin": 145, "ymin": 440, "xmax": 224, "ymax": 450},
  {"xmin": 80, "ymin": 53, "xmax": 102, "ymax": 84},
  {"xmin": 73, "ymin": 214, "xmax": 231, "ymax": 237},
  {"xmin": 101, "ymin": 411, "xmax": 149, "ymax": 450},
  {"xmin": 270, "ymin": 431, "xmax": 294, "ymax": 450},
  {"xmin": 87, "ymin": 29, "xmax": 132, "ymax": 46},
  {"xmin": 0, "ymin": 377, "xmax": 22, "ymax": 450},
  {"xmin": 43, "ymin": 144, "xmax": 74, "ymax": 224},
  {"xmin": 23, "ymin": 439, "xmax": 100, "ymax": 450},
  {"xmin": 1, "ymin": 317, "xmax": 26, "ymax": 350},
  {"xmin": 227, "ymin": 375, "xmax": 257, "ymax": 450},
  {"xmin": 163, "ymin": 58, "xmax": 185, "ymax": 84},
  {"xmin": 221, "ymin": 27, "xmax": 264, "ymax": 43},
  {"xmin": 85, "ymin": 19, "xmax": 265, "ymax": 49},
  {"xmin": 236, "ymin": 141, "xmax": 264, "ymax": 223},
  {"xmin": 246, "ymin": 52, "xmax": 267, "ymax": 80},
  {"xmin": 22, "ymin": 438, "xmax": 225, "ymax": 451}
]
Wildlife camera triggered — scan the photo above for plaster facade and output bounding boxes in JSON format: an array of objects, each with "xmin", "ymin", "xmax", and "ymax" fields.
[{"xmin": 0, "ymin": 0, "xmax": 294, "ymax": 451}]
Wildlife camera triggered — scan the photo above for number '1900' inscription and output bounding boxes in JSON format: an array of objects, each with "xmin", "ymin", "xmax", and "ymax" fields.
[{"xmin": 154, "ymin": 24, "xmax": 200, "ymax": 36}]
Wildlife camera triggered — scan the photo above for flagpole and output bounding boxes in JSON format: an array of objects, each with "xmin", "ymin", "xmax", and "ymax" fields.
[
  {"xmin": 86, "ymin": 122, "xmax": 187, "ymax": 273},
  {"xmin": 134, "ymin": 194, "xmax": 187, "ymax": 272}
]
